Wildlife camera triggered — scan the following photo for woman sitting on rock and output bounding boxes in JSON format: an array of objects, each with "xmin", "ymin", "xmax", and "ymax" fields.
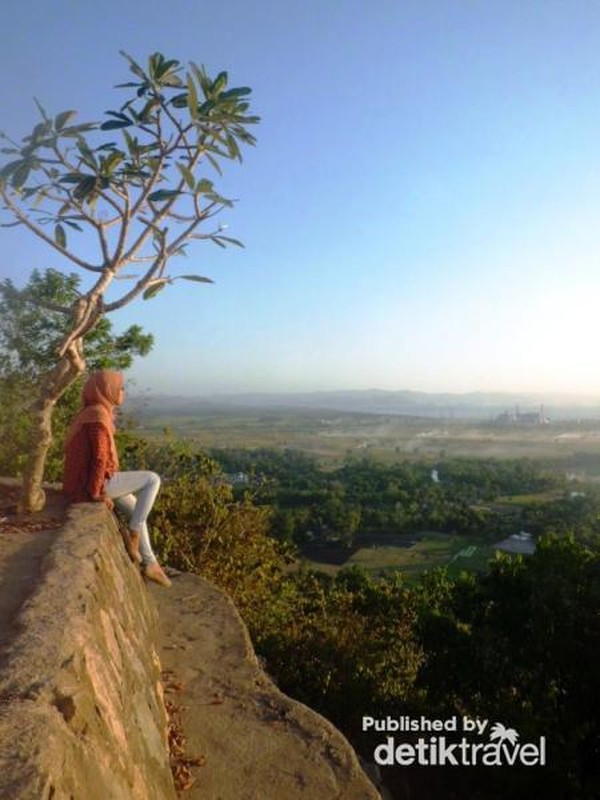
[{"xmin": 63, "ymin": 369, "xmax": 171, "ymax": 587}]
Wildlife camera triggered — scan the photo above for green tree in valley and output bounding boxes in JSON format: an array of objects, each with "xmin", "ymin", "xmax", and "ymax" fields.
[
  {"xmin": 0, "ymin": 51, "xmax": 258, "ymax": 509},
  {"xmin": 413, "ymin": 535, "xmax": 600, "ymax": 799}
]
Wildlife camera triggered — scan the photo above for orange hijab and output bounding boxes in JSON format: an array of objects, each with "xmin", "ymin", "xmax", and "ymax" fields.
[{"xmin": 65, "ymin": 370, "xmax": 122, "ymax": 470}]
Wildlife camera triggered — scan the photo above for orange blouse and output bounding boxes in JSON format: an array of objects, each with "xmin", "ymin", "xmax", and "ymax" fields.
[{"xmin": 62, "ymin": 422, "xmax": 118, "ymax": 503}]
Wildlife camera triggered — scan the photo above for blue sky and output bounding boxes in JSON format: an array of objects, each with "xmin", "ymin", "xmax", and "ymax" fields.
[{"xmin": 2, "ymin": 1, "xmax": 600, "ymax": 396}]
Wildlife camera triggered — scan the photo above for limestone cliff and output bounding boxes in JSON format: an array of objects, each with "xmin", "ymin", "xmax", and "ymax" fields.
[{"xmin": 0, "ymin": 504, "xmax": 379, "ymax": 799}]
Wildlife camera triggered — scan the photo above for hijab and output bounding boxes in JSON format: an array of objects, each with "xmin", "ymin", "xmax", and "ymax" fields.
[{"xmin": 65, "ymin": 370, "xmax": 122, "ymax": 470}]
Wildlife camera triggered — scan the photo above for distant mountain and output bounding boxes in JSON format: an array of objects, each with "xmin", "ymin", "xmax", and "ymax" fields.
[{"xmin": 129, "ymin": 389, "xmax": 600, "ymax": 421}]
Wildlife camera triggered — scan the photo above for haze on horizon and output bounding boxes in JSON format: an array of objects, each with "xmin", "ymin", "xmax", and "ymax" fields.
[{"xmin": 2, "ymin": 1, "xmax": 600, "ymax": 398}]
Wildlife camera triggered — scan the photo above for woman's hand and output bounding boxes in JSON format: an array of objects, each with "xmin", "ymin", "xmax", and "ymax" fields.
[{"xmin": 93, "ymin": 495, "xmax": 114, "ymax": 511}]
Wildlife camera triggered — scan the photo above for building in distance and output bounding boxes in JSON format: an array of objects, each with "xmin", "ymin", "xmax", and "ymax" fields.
[{"xmin": 494, "ymin": 405, "xmax": 550, "ymax": 427}]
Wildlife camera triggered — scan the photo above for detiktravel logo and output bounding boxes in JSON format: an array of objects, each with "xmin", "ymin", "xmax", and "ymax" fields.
[{"xmin": 363, "ymin": 715, "xmax": 546, "ymax": 767}]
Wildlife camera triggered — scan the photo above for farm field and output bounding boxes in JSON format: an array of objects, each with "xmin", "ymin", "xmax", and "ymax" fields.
[
  {"xmin": 299, "ymin": 533, "xmax": 497, "ymax": 581},
  {"xmin": 132, "ymin": 405, "xmax": 600, "ymax": 469},
  {"xmin": 130, "ymin": 406, "xmax": 600, "ymax": 579}
]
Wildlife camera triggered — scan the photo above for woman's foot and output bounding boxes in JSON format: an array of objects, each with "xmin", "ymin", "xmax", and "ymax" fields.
[
  {"xmin": 143, "ymin": 563, "xmax": 172, "ymax": 588},
  {"xmin": 125, "ymin": 530, "xmax": 142, "ymax": 564}
]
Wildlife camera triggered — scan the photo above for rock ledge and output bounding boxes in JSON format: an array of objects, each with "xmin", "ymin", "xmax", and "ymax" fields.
[{"xmin": 0, "ymin": 503, "xmax": 379, "ymax": 799}]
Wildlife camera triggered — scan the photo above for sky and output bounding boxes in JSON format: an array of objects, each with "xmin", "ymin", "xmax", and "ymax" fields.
[{"xmin": 2, "ymin": 0, "xmax": 600, "ymax": 397}]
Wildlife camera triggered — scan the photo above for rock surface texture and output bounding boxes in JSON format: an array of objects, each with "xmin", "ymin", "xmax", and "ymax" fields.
[
  {"xmin": 150, "ymin": 571, "xmax": 381, "ymax": 799},
  {"xmin": 0, "ymin": 504, "xmax": 175, "ymax": 800},
  {"xmin": 0, "ymin": 500, "xmax": 379, "ymax": 799}
]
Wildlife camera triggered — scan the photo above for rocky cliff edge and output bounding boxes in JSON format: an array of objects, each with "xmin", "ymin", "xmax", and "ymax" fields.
[{"xmin": 0, "ymin": 502, "xmax": 379, "ymax": 800}]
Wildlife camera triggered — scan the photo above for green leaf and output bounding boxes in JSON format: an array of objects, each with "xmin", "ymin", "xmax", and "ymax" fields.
[
  {"xmin": 220, "ymin": 87, "xmax": 252, "ymax": 100},
  {"xmin": 195, "ymin": 178, "xmax": 213, "ymax": 194},
  {"xmin": 226, "ymin": 134, "xmax": 241, "ymax": 161},
  {"xmin": 33, "ymin": 97, "xmax": 50, "ymax": 122},
  {"xmin": 73, "ymin": 175, "xmax": 98, "ymax": 201},
  {"xmin": 30, "ymin": 187, "xmax": 46, "ymax": 205},
  {"xmin": 189, "ymin": 62, "xmax": 213, "ymax": 98},
  {"xmin": 101, "ymin": 151, "xmax": 124, "ymax": 175},
  {"xmin": 177, "ymin": 162, "xmax": 195, "ymax": 190},
  {"xmin": 105, "ymin": 110, "xmax": 132, "ymax": 121},
  {"xmin": 138, "ymin": 98, "xmax": 160, "ymax": 122},
  {"xmin": 142, "ymin": 279, "xmax": 168, "ymax": 300},
  {"xmin": 0, "ymin": 160, "xmax": 22, "ymax": 179},
  {"xmin": 27, "ymin": 121, "xmax": 52, "ymax": 142},
  {"xmin": 187, "ymin": 74, "xmax": 199, "ymax": 120},
  {"xmin": 12, "ymin": 162, "xmax": 31, "ymax": 189},
  {"xmin": 54, "ymin": 223, "xmax": 66, "ymax": 248},
  {"xmin": 204, "ymin": 153, "xmax": 223, "ymax": 176},
  {"xmin": 215, "ymin": 235, "xmax": 244, "ymax": 248},
  {"xmin": 213, "ymin": 71, "xmax": 228, "ymax": 94},
  {"xmin": 160, "ymin": 58, "xmax": 180, "ymax": 75},
  {"xmin": 100, "ymin": 120, "xmax": 132, "ymax": 130},
  {"xmin": 120, "ymin": 50, "xmax": 146, "ymax": 81},
  {"xmin": 148, "ymin": 189, "xmax": 181, "ymax": 202},
  {"xmin": 122, "ymin": 129, "xmax": 135, "ymax": 151},
  {"xmin": 60, "ymin": 123, "xmax": 99, "ymax": 137},
  {"xmin": 170, "ymin": 93, "xmax": 188, "ymax": 109},
  {"xmin": 22, "ymin": 186, "xmax": 42, "ymax": 202},
  {"xmin": 161, "ymin": 63, "xmax": 183, "ymax": 88},
  {"xmin": 198, "ymin": 99, "xmax": 216, "ymax": 115},
  {"xmin": 76, "ymin": 140, "xmax": 97, "ymax": 168},
  {"xmin": 58, "ymin": 173, "xmax": 84, "ymax": 184},
  {"xmin": 178, "ymin": 275, "xmax": 214, "ymax": 284},
  {"xmin": 55, "ymin": 110, "xmax": 77, "ymax": 130},
  {"xmin": 62, "ymin": 219, "xmax": 83, "ymax": 232},
  {"xmin": 148, "ymin": 52, "xmax": 162, "ymax": 80},
  {"xmin": 206, "ymin": 190, "xmax": 234, "ymax": 208}
]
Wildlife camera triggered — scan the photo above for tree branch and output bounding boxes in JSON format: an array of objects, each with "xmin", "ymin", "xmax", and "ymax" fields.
[
  {"xmin": 56, "ymin": 265, "xmax": 118, "ymax": 357},
  {"xmin": 97, "ymin": 221, "xmax": 111, "ymax": 265},
  {"xmin": 122, "ymin": 140, "xmax": 204, "ymax": 264},
  {"xmin": 17, "ymin": 292, "xmax": 71, "ymax": 314},
  {"xmin": 104, "ymin": 250, "xmax": 167, "ymax": 312},
  {"xmin": 0, "ymin": 186, "xmax": 102, "ymax": 272},
  {"xmin": 111, "ymin": 188, "xmax": 131, "ymax": 264}
]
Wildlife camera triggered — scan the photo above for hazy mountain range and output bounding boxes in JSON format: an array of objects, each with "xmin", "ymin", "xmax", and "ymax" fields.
[{"xmin": 130, "ymin": 389, "xmax": 600, "ymax": 421}]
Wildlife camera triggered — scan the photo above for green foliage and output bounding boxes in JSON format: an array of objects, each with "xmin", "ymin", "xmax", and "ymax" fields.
[
  {"xmin": 209, "ymin": 448, "xmax": 563, "ymax": 546},
  {"xmin": 118, "ymin": 436, "xmax": 291, "ymax": 618},
  {"xmin": 0, "ymin": 269, "xmax": 153, "ymax": 378},
  {"xmin": 0, "ymin": 268, "xmax": 153, "ymax": 479},
  {"xmin": 0, "ymin": 51, "xmax": 258, "ymax": 290},
  {"xmin": 411, "ymin": 535, "xmax": 600, "ymax": 799},
  {"xmin": 256, "ymin": 567, "xmax": 422, "ymax": 733}
]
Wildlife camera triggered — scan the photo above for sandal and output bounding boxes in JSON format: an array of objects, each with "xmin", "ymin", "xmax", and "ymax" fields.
[
  {"xmin": 124, "ymin": 530, "xmax": 142, "ymax": 564},
  {"xmin": 143, "ymin": 563, "xmax": 172, "ymax": 588}
]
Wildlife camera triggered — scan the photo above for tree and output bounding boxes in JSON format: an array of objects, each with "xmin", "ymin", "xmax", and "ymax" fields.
[
  {"xmin": 0, "ymin": 51, "xmax": 258, "ymax": 509},
  {"xmin": 413, "ymin": 536, "xmax": 600, "ymax": 799},
  {"xmin": 0, "ymin": 268, "xmax": 153, "ymax": 479},
  {"xmin": 0, "ymin": 268, "xmax": 153, "ymax": 377}
]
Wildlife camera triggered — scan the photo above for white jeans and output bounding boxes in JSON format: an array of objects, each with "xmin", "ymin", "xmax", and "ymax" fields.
[{"xmin": 105, "ymin": 471, "xmax": 160, "ymax": 566}]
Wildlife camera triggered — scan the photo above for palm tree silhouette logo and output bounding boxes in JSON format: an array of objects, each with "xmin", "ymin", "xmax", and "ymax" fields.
[{"xmin": 489, "ymin": 722, "xmax": 519, "ymax": 746}]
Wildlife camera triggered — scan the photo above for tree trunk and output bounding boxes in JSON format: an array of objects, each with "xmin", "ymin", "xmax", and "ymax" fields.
[{"xmin": 19, "ymin": 344, "xmax": 85, "ymax": 512}]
